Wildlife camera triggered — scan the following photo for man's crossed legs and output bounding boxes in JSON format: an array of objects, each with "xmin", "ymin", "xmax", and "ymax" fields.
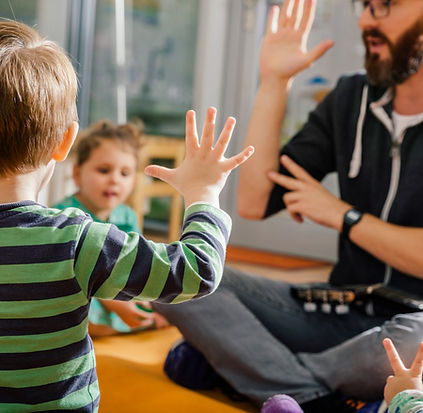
[{"xmin": 155, "ymin": 266, "xmax": 423, "ymax": 406}]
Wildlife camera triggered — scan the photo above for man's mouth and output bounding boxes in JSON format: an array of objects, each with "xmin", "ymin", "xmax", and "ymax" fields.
[{"xmin": 366, "ymin": 36, "xmax": 386, "ymax": 52}]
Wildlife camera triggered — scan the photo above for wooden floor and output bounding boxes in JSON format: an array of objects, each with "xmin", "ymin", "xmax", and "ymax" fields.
[
  {"xmin": 226, "ymin": 245, "xmax": 332, "ymax": 284},
  {"xmin": 227, "ymin": 259, "xmax": 331, "ymax": 284}
]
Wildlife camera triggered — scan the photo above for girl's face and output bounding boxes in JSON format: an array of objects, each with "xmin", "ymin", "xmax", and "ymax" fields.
[{"xmin": 73, "ymin": 139, "xmax": 137, "ymax": 221}]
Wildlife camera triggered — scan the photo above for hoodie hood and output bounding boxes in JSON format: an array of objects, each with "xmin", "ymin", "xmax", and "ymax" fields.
[{"xmin": 348, "ymin": 86, "xmax": 394, "ymax": 178}]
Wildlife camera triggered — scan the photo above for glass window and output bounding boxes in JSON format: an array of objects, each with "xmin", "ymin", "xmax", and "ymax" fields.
[
  {"xmin": 89, "ymin": 0, "xmax": 199, "ymax": 136},
  {"xmin": 0, "ymin": 0, "xmax": 38, "ymax": 25}
]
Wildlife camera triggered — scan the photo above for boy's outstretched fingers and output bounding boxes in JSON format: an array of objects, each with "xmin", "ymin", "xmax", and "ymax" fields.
[
  {"xmin": 185, "ymin": 110, "xmax": 200, "ymax": 156},
  {"xmin": 213, "ymin": 116, "xmax": 237, "ymax": 160},
  {"xmin": 200, "ymin": 107, "xmax": 217, "ymax": 152},
  {"xmin": 146, "ymin": 107, "xmax": 254, "ymax": 207},
  {"xmin": 224, "ymin": 146, "xmax": 255, "ymax": 172},
  {"xmin": 144, "ymin": 164, "xmax": 173, "ymax": 185}
]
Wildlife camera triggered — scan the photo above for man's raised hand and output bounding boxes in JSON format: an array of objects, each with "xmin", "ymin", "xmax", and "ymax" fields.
[{"xmin": 260, "ymin": 0, "xmax": 334, "ymax": 82}]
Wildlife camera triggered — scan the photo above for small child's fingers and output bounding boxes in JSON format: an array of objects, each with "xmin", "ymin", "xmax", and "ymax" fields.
[
  {"xmin": 136, "ymin": 300, "xmax": 152, "ymax": 309},
  {"xmin": 386, "ymin": 375, "xmax": 394, "ymax": 383},
  {"xmin": 136, "ymin": 318, "xmax": 155, "ymax": 328},
  {"xmin": 144, "ymin": 165, "xmax": 173, "ymax": 184},
  {"xmin": 199, "ymin": 107, "xmax": 216, "ymax": 152},
  {"xmin": 154, "ymin": 313, "xmax": 170, "ymax": 329},
  {"xmin": 213, "ymin": 117, "xmax": 236, "ymax": 159},
  {"xmin": 135, "ymin": 308, "xmax": 155, "ymax": 319},
  {"xmin": 410, "ymin": 342, "xmax": 423, "ymax": 377},
  {"xmin": 135, "ymin": 300, "xmax": 153, "ymax": 310},
  {"xmin": 185, "ymin": 110, "xmax": 199, "ymax": 156},
  {"xmin": 383, "ymin": 338, "xmax": 406, "ymax": 374},
  {"xmin": 223, "ymin": 146, "xmax": 255, "ymax": 172}
]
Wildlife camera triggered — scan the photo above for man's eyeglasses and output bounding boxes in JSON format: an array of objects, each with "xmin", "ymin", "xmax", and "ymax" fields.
[{"xmin": 352, "ymin": 0, "xmax": 391, "ymax": 19}]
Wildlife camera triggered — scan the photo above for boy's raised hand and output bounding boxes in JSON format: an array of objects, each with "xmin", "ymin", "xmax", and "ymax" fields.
[
  {"xmin": 144, "ymin": 107, "xmax": 254, "ymax": 207},
  {"xmin": 383, "ymin": 338, "xmax": 423, "ymax": 405}
]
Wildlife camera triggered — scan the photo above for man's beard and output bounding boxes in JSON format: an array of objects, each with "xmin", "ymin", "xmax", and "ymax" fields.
[{"xmin": 363, "ymin": 18, "xmax": 423, "ymax": 87}]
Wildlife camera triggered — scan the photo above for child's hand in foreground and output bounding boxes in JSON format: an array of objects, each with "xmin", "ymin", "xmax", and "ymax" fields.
[
  {"xmin": 383, "ymin": 338, "xmax": 423, "ymax": 405},
  {"xmin": 144, "ymin": 107, "xmax": 254, "ymax": 207},
  {"xmin": 100, "ymin": 299, "xmax": 155, "ymax": 329},
  {"xmin": 134, "ymin": 301, "xmax": 170, "ymax": 329},
  {"xmin": 153, "ymin": 312, "xmax": 170, "ymax": 329}
]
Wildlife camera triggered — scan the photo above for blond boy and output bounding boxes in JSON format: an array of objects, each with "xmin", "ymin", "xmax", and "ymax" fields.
[{"xmin": 0, "ymin": 20, "xmax": 253, "ymax": 411}]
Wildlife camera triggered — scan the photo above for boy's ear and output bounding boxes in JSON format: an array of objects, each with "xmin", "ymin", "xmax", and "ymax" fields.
[{"xmin": 53, "ymin": 121, "xmax": 79, "ymax": 162}]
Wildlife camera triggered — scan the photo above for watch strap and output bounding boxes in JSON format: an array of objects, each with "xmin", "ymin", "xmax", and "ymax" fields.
[{"xmin": 342, "ymin": 208, "xmax": 363, "ymax": 240}]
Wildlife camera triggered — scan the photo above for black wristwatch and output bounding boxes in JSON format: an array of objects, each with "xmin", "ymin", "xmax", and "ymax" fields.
[{"xmin": 342, "ymin": 208, "xmax": 363, "ymax": 240}]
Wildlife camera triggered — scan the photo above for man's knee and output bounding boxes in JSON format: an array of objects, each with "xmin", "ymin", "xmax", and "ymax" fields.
[
  {"xmin": 383, "ymin": 312, "xmax": 423, "ymax": 365},
  {"xmin": 385, "ymin": 312, "xmax": 423, "ymax": 340}
]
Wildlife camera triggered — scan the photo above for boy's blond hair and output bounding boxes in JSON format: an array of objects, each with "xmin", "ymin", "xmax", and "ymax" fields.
[{"xmin": 0, "ymin": 20, "xmax": 78, "ymax": 177}]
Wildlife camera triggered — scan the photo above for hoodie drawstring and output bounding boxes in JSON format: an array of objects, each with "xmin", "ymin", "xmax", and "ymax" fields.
[{"xmin": 348, "ymin": 85, "xmax": 368, "ymax": 178}]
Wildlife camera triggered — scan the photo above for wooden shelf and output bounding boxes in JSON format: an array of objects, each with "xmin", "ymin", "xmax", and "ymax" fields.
[{"xmin": 129, "ymin": 135, "xmax": 185, "ymax": 243}]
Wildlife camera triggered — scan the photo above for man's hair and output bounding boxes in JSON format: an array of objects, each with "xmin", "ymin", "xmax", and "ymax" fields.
[
  {"xmin": 73, "ymin": 119, "xmax": 144, "ymax": 169},
  {"xmin": 0, "ymin": 20, "xmax": 78, "ymax": 177}
]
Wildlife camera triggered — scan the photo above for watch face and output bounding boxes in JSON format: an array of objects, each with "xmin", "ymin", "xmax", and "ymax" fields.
[
  {"xmin": 346, "ymin": 209, "xmax": 361, "ymax": 221},
  {"xmin": 345, "ymin": 209, "xmax": 362, "ymax": 224}
]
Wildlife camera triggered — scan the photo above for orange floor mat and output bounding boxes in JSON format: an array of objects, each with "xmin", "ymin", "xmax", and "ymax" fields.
[{"xmin": 93, "ymin": 326, "xmax": 258, "ymax": 412}]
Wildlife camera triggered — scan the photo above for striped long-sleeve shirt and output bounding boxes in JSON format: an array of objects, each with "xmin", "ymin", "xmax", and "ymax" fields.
[{"xmin": 0, "ymin": 200, "xmax": 231, "ymax": 412}]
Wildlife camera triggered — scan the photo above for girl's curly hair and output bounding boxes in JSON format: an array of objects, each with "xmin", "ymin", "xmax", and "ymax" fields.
[{"xmin": 73, "ymin": 119, "xmax": 145, "ymax": 168}]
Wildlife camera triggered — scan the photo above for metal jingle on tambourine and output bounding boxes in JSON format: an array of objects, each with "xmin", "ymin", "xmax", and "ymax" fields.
[
  {"xmin": 335, "ymin": 303, "xmax": 349, "ymax": 314},
  {"xmin": 321, "ymin": 302, "xmax": 332, "ymax": 313},
  {"xmin": 304, "ymin": 302, "xmax": 317, "ymax": 312}
]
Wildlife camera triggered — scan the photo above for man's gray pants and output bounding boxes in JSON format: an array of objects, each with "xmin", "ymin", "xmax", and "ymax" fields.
[{"xmin": 154, "ymin": 266, "xmax": 423, "ymax": 405}]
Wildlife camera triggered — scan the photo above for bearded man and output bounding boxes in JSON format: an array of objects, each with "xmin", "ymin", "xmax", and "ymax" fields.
[{"xmin": 155, "ymin": 1, "xmax": 423, "ymax": 412}]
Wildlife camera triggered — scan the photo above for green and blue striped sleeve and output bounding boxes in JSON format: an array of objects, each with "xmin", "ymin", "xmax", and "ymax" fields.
[{"xmin": 74, "ymin": 203, "xmax": 231, "ymax": 304}]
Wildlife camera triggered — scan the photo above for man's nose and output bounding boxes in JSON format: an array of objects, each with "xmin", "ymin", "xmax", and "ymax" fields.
[{"xmin": 357, "ymin": 4, "xmax": 378, "ymax": 31}]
